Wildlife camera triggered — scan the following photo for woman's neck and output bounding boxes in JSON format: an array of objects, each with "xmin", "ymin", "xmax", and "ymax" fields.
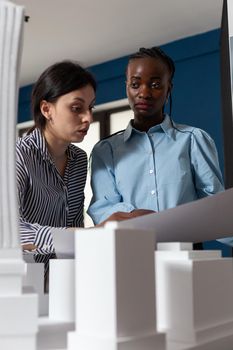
[
  {"xmin": 43, "ymin": 129, "xmax": 68, "ymax": 157},
  {"xmin": 43, "ymin": 129, "xmax": 68, "ymax": 176},
  {"xmin": 133, "ymin": 113, "xmax": 164, "ymax": 132}
]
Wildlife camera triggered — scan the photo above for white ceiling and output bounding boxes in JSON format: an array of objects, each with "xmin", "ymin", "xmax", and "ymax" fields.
[{"xmin": 13, "ymin": 0, "xmax": 224, "ymax": 87}]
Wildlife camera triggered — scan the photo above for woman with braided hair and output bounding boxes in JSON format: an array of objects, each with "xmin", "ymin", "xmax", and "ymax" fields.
[{"xmin": 88, "ymin": 47, "xmax": 224, "ymax": 225}]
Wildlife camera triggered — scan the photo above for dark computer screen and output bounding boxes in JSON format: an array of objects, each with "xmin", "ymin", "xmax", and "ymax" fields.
[{"xmin": 220, "ymin": 0, "xmax": 233, "ymax": 188}]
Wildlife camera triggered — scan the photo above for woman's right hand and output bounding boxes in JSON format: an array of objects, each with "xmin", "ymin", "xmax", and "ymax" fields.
[
  {"xmin": 96, "ymin": 209, "xmax": 155, "ymax": 227},
  {"xmin": 22, "ymin": 243, "xmax": 37, "ymax": 251}
]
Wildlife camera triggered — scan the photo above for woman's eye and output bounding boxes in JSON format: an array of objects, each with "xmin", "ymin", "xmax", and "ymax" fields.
[
  {"xmin": 71, "ymin": 106, "xmax": 82, "ymax": 113},
  {"xmin": 130, "ymin": 81, "xmax": 139, "ymax": 89},
  {"xmin": 89, "ymin": 105, "xmax": 95, "ymax": 112},
  {"xmin": 151, "ymin": 81, "xmax": 160, "ymax": 89}
]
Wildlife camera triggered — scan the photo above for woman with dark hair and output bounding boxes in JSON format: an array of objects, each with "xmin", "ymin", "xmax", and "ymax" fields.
[
  {"xmin": 16, "ymin": 60, "xmax": 96, "ymax": 280},
  {"xmin": 88, "ymin": 47, "xmax": 224, "ymax": 225}
]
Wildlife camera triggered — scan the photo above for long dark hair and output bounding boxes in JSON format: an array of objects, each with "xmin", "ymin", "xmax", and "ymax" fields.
[{"xmin": 29, "ymin": 60, "xmax": 96, "ymax": 132}]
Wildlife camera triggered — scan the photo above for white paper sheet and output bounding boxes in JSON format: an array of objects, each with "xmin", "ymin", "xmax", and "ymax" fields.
[
  {"xmin": 113, "ymin": 188, "xmax": 233, "ymax": 244},
  {"xmin": 34, "ymin": 188, "xmax": 233, "ymax": 260}
]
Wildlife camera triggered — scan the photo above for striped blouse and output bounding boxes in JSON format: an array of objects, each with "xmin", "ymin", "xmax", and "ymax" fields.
[{"xmin": 16, "ymin": 128, "xmax": 87, "ymax": 256}]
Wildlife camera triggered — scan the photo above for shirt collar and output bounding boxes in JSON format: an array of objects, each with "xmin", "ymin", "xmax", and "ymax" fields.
[
  {"xmin": 124, "ymin": 114, "xmax": 176, "ymax": 142},
  {"xmin": 31, "ymin": 128, "xmax": 50, "ymax": 161},
  {"xmin": 30, "ymin": 128, "xmax": 78, "ymax": 162},
  {"xmin": 68, "ymin": 144, "xmax": 80, "ymax": 160},
  {"xmin": 123, "ymin": 120, "xmax": 134, "ymax": 142}
]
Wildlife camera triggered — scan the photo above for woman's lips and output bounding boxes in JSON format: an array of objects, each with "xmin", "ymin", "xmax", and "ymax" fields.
[
  {"xmin": 135, "ymin": 102, "xmax": 152, "ymax": 110},
  {"xmin": 77, "ymin": 128, "xmax": 88, "ymax": 136}
]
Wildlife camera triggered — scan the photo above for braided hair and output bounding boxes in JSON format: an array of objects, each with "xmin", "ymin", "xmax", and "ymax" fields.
[{"xmin": 128, "ymin": 47, "xmax": 175, "ymax": 115}]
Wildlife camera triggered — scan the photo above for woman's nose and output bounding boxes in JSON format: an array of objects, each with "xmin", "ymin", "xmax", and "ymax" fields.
[
  {"xmin": 83, "ymin": 110, "xmax": 93, "ymax": 124},
  {"xmin": 138, "ymin": 84, "xmax": 152, "ymax": 98}
]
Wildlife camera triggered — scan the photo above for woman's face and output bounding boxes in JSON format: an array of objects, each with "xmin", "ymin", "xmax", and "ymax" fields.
[
  {"xmin": 126, "ymin": 57, "xmax": 172, "ymax": 124},
  {"xmin": 42, "ymin": 84, "xmax": 95, "ymax": 144}
]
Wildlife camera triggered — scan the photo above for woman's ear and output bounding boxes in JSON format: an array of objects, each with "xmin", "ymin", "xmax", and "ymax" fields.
[
  {"xmin": 166, "ymin": 82, "xmax": 173, "ymax": 101},
  {"xmin": 125, "ymin": 80, "xmax": 130, "ymax": 98},
  {"xmin": 168, "ymin": 81, "xmax": 173, "ymax": 95},
  {"xmin": 40, "ymin": 100, "xmax": 52, "ymax": 120}
]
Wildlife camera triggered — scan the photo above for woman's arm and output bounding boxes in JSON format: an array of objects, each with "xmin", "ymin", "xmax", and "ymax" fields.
[
  {"xmin": 88, "ymin": 141, "xmax": 136, "ymax": 224},
  {"xmin": 16, "ymin": 146, "xmax": 55, "ymax": 254},
  {"xmin": 190, "ymin": 129, "xmax": 224, "ymax": 197}
]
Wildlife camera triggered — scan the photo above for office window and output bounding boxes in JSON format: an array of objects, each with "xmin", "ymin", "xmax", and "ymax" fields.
[
  {"xmin": 73, "ymin": 120, "xmax": 100, "ymax": 227},
  {"xmin": 110, "ymin": 109, "xmax": 133, "ymax": 134}
]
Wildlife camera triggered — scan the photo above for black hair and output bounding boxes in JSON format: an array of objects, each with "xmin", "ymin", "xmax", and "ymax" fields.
[
  {"xmin": 128, "ymin": 47, "xmax": 175, "ymax": 81},
  {"xmin": 30, "ymin": 60, "xmax": 96, "ymax": 131},
  {"xmin": 127, "ymin": 47, "xmax": 175, "ymax": 115}
]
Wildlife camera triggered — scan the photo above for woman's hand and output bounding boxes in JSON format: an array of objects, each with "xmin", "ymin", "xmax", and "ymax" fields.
[
  {"xmin": 22, "ymin": 243, "xmax": 37, "ymax": 251},
  {"xmin": 130, "ymin": 209, "xmax": 155, "ymax": 217},
  {"xmin": 97, "ymin": 209, "xmax": 155, "ymax": 227}
]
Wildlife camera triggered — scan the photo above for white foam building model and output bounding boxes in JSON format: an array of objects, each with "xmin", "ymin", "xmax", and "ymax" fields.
[
  {"xmin": 0, "ymin": 1, "xmax": 38, "ymax": 349},
  {"xmin": 36, "ymin": 259, "xmax": 75, "ymax": 350},
  {"xmin": 32, "ymin": 224, "xmax": 233, "ymax": 350},
  {"xmin": 68, "ymin": 223, "xmax": 165, "ymax": 350},
  {"xmin": 156, "ymin": 242, "xmax": 233, "ymax": 350},
  {"xmin": 2, "ymin": 1, "xmax": 233, "ymax": 350}
]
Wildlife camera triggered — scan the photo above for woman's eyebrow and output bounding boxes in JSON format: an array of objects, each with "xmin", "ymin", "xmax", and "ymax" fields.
[{"xmin": 72, "ymin": 97, "xmax": 84, "ymax": 102}]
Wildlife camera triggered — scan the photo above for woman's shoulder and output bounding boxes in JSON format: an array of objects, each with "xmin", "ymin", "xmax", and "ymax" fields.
[
  {"xmin": 69, "ymin": 143, "xmax": 88, "ymax": 160},
  {"xmin": 92, "ymin": 130, "xmax": 125, "ymax": 154},
  {"xmin": 16, "ymin": 133, "xmax": 36, "ymax": 153},
  {"xmin": 172, "ymin": 120, "xmax": 212, "ymax": 139}
]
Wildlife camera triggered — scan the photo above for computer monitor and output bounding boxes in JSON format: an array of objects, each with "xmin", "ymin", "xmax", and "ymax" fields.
[{"xmin": 220, "ymin": 0, "xmax": 233, "ymax": 188}]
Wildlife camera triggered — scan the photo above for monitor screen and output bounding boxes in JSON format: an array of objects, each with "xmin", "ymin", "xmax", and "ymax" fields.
[{"xmin": 220, "ymin": 0, "xmax": 233, "ymax": 188}]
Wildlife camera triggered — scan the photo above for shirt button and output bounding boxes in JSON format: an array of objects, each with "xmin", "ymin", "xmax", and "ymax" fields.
[
  {"xmin": 151, "ymin": 190, "xmax": 155, "ymax": 195},
  {"xmin": 149, "ymin": 169, "xmax": 154, "ymax": 174},
  {"xmin": 66, "ymin": 206, "xmax": 69, "ymax": 212}
]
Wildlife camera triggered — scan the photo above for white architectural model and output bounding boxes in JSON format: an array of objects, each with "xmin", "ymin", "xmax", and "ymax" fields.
[
  {"xmin": 156, "ymin": 243, "xmax": 233, "ymax": 350},
  {"xmin": 1, "ymin": 1, "xmax": 233, "ymax": 350},
  {"xmin": 68, "ymin": 224, "xmax": 165, "ymax": 350},
  {"xmin": 0, "ymin": 1, "xmax": 38, "ymax": 349}
]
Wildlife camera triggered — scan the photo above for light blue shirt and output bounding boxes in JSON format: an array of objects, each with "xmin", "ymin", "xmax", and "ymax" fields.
[{"xmin": 88, "ymin": 115, "xmax": 224, "ymax": 224}]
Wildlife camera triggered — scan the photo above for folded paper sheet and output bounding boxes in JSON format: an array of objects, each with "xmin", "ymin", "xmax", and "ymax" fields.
[
  {"xmin": 114, "ymin": 188, "xmax": 233, "ymax": 244},
  {"xmin": 46, "ymin": 188, "xmax": 233, "ymax": 258}
]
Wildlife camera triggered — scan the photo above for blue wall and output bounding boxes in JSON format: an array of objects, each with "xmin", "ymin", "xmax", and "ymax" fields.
[{"xmin": 18, "ymin": 29, "xmax": 224, "ymax": 170}]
